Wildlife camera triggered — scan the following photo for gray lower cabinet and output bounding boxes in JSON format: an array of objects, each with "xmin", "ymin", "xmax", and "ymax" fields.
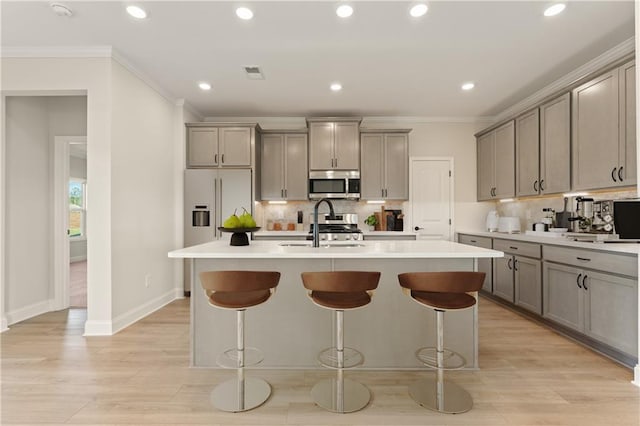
[
  {"xmin": 260, "ymin": 132, "xmax": 308, "ymax": 201},
  {"xmin": 493, "ymin": 256, "xmax": 514, "ymax": 302},
  {"xmin": 572, "ymin": 60, "xmax": 636, "ymax": 190},
  {"xmin": 360, "ymin": 130, "xmax": 409, "ymax": 200},
  {"xmin": 457, "ymin": 234, "xmax": 492, "ymax": 292},
  {"xmin": 543, "ymin": 261, "xmax": 638, "ymax": 356},
  {"xmin": 514, "ymin": 256, "xmax": 542, "ymax": 314},
  {"xmin": 476, "ymin": 120, "xmax": 515, "ymax": 201}
]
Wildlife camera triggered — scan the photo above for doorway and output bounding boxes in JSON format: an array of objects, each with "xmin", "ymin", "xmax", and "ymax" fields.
[{"xmin": 409, "ymin": 157, "xmax": 454, "ymax": 240}]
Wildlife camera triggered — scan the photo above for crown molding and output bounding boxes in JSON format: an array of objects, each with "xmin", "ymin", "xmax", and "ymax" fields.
[
  {"xmin": 0, "ymin": 45, "xmax": 113, "ymax": 58},
  {"xmin": 362, "ymin": 116, "xmax": 495, "ymax": 125},
  {"xmin": 110, "ymin": 49, "xmax": 177, "ymax": 104},
  {"xmin": 493, "ymin": 36, "xmax": 635, "ymax": 124},
  {"xmin": 182, "ymin": 102, "xmax": 205, "ymax": 122}
]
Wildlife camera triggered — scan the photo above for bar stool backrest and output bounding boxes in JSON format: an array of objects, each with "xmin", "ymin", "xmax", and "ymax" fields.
[
  {"xmin": 398, "ymin": 271, "xmax": 485, "ymax": 294},
  {"xmin": 200, "ymin": 271, "xmax": 280, "ymax": 294},
  {"xmin": 301, "ymin": 271, "xmax": 381, "ymax": 293}
]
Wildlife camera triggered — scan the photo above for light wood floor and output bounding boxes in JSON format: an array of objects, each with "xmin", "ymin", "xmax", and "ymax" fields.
[
  {"xmin": 69, "ymin": 260, "xmax": 87, "ymax": 308},
  {"xmin": 1, "ymin": 297, "xmax": 639, "ymax": 425}
]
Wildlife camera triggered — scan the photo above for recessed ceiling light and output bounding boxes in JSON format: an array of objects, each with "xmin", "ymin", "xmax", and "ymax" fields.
[
  {"xmin": 409, "ymin": 4, "xmax": 428, "ymax": 18},
  {"xmin": 126, "ymin": 5, "xmax": 147, "ymax": 19},
  {"xmin": 50, "ymin": 2, "xmax": 73, "ymax": 17},
  {"xmin": 336, "ymin": 5, "xmax": 353, "ymax": 18},
  {"xmin": 461, "ymin": 82, "xmax": 475, "ymax": 91},
  {"xmin": 198, "ymin": 82, "xmax": 212, "ymax": 91},
  {"xmin": 544, "ymin": 3, "xmax": 566, "ymax": 17},
  {"xmin": 330, "ymin": 83, "xmax": 343, "ymax": 92},
  {"xmin": 236, "ymin": 7, "xmax": 254, "ymax": 20}
]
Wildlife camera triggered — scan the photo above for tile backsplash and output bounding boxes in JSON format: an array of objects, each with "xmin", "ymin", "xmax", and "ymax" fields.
[
  {"xmin": 255, "ymin": 200, "xmax": 407, "ymax": 232},
  {"xmin": 496, "ymin": 188, "xmax": 638, "ymax": 231}
]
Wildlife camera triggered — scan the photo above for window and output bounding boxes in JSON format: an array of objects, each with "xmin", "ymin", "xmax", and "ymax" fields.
[{"xmin": 69, "ymin": 179, "xmax": 86, "ymax": 238}]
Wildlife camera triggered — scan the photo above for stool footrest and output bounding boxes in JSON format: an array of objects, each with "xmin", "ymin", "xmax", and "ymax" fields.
[
  {"xmin": 415, "ymin": 347, "xmax": 466, "ymax": 370},
  {"xmin": 318, "ymin": 347, "xmax": 364, "ymax": 369},
  {"xmin": 216, "ymin": 347, "xmax": 264, "ymax": 369}
]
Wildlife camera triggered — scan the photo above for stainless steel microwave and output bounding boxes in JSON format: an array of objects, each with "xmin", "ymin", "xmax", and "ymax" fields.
[{"xmin": 308, "ymin": 170, "xmax": 360, "ymax": 200}]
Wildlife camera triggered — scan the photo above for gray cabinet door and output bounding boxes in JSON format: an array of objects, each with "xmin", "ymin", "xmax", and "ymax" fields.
[
  {"xmin": 219, "ymin": 127, "xmax": 251, "ymax": 167},
  {"xmin": 619, "ymin": 61, "xmax": 636, "ymax": 186},
  {"xmin": 515, "ymin": 109, "xmax": 540, "ymax": 197},
  {"xmin": 477, "ymin": 132, "xmax": 495, "ymax": 201},
  {"xmin": 384, "ymin": 133, "xmax": 409, "ymax": 200},
  {"xmin": 309, "ymin": 122, "xmax": 334, "ymax": 170},
  {"xmin": 284, "ymin": 134, "xmax": 308, "ymax": 200},
  {"xmin": 540, "ymin": 93, "xmax": 571, "ymax": 195},
  {"xmin": 542, "ymin": 262, "xmax": 583, "ymax": 332},
  {"xmin": 493, "ymin": 255, "xmax": 514, "ymax": 302},
  {"xmin": 260, "ymin": 134, "xmax": 284, "ymax": 200},
  {"xmin": 572, "ymin": 70, "xmax": 620, "ymax": 190},
  {"xmin": 457, "ymin": 235, "xmax": 493, "ymax": 292},
  {"xmin": 334, "ymin": 122, "xmax": 359, "ymax": 170},
  {"xmin": 360, "ymin": 134, "xmax": 384, "ymax": 199},
  {"xmin": 494, "ymin": 121, "xmax": 515, "ymax": 199},
  {"xmin": 514, "ymin": 256, "xmax": 542, "ymax": 314},
  {"xmin": 583, "ymin": 270, "xmax": 638, "ymax": 356},
  {"xmin": 188, "ymin": 127, "xmax": 218, "ymax": 167}
]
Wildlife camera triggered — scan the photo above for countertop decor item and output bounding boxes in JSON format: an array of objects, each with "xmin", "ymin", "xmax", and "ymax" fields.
[
  {"xmin": 364, "ymin": 214, "xmax": 378, "ymax": 231},
  {"xmin": 217, "ymin": 227, "xmax": 261, "ymax": 246}
]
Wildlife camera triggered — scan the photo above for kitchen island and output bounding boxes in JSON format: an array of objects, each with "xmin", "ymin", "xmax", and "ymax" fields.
[{"xmin": 169, "ymin": 240, "xmax": 503, "ymax": 369}]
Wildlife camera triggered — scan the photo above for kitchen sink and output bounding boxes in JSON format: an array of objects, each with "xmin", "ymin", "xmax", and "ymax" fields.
[{"xmin": 278, "ymin": 243, "xmax": 365, "ymax": 248}]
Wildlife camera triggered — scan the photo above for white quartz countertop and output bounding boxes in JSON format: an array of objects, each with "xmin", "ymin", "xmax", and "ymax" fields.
[
  {"xmin": 254, "ymin": 230, "xmax": 416, "ymax": 237},
  {"xmin": 168, "ymin": 239, "xmax": 503, "ymax": 259},
  {"xmin": 456, "ymin": 230, "xmax": 640, "ymax": 255}
]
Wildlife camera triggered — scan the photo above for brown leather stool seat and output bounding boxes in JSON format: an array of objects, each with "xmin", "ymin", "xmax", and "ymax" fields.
[
  {"xmin": 300, "ymin": 271, "xmax": 381, "ymax": 413},
  {"xmin": 199, "ymin": 270, "xmax": 280, "ymax": 413},
  {"xmin": 398, "ymin": 271, "xmax": 485, "ymax": 414}
]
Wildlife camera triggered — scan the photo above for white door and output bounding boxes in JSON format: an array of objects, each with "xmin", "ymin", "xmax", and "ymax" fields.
[{"xmin": 410, "ymin": 158, "xmax": 453, "ymax": 240}]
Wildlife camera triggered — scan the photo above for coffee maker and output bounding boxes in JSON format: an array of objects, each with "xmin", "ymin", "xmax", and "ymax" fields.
[{"xmin": 571, "ymin": 197, "xmax": 594, "ymax": 232}]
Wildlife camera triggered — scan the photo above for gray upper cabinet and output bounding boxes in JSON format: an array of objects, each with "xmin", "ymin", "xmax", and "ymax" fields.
[
  {"xmin": 619, "ymin": 61, "xmax": 636, "ymax": 186},
  {"xmin": 187, "ymin": 124, "xmax": 254, "ymax": 168},
  {"xmin": 308, "ymin": 119, "xmax": 361, "ymax": 170},
  {"xmin": 260, "ymin": 132, "xmax": 308, "ymax": 201},
  {"xmin": 477, "ymin": 120, "xmax": 515, "ymax": 201},
  {"xmin": 360, "ymin": 131, "xmax": 409, "ymax": 200},
  {"xmin": 539, "ymin": 93, "xmax": 571, "ymax": 194},
  {"xmin": 515, "ymin": 109, "xmax": 540, "ymax": 197},
  {"xmin": 572, "ymin": 61, "xmax": 637, "ymax": 190},
  {"xmin": 188, "ymin": 127, "xmax": 219, "ymax": 167}
]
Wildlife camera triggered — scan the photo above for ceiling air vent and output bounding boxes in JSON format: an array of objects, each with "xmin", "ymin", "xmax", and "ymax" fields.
[{"xmin": 243, "ymin": 66, "xmax": 264, "ymax": 80}]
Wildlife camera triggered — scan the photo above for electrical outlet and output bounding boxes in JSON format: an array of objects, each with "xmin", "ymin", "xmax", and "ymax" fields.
[{"xmin": 145, "ymin": 274, "xmax": 151, "ymax": 288}]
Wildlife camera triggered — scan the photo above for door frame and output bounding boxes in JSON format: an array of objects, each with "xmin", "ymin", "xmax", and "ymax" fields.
[
  {"xmin": 408, "ymin": 156, "xmax": 455, "ymax": 241},
  {"xmin": 53, "ymin": 136, "xmax": 87, "ymax": 311}
]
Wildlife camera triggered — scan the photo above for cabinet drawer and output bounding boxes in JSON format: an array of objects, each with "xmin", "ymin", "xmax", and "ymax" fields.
[
  {"xmin": 458, "ymin": 234, "xmax": 492, "ymax": 249},
  {"xmin": 543, "ymin": 245, "xmax": 637, "ymax": 277},
  {"xmin": 493, "ymin": 239, "xmax": 541, "ymax": 258}
]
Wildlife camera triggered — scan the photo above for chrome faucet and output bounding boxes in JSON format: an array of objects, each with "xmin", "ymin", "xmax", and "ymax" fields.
[{"xmin": 312, "ymin": 198, "xmax": 336, "ymax": 247}]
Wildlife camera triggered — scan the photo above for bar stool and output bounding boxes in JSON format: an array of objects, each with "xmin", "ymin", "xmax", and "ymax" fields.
[
  {"xmin": 300, "ymin": 271, "xmax": 381, "ymax": 413},
  {"xmin": 398, "ymin": 271, "xmax": 485, "ymax": 414},
  {"xmin": 199, "ymin": 270, "xmax": 280, "ymax": 412}
]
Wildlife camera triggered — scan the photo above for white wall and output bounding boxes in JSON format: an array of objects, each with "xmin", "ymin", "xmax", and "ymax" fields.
[
  {"xmin": 4, "ymin": 97, "xmax": 51, "ymax": 323},
  {"xmin": 109, "ymin": 60, "xmax": 179, "ymax": 325}
]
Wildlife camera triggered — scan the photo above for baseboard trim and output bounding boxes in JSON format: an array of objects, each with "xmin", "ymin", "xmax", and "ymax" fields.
[
  {"xmin": 6, "ymin": 299, "xmax": 55, "ymax": 325},
  {"xmin": 111, "ymin": 288, "xmax": 182, "ymax": 335},
  {"xmin": 1, "ymin": 316, "xmax": 9, "ymax": 332},
  {"xmin": 70, "ymin": 255, "xmax": 87, "ymax": 263},
  {"xmin": 633, "ymin": 365, "xmax": 640, "ymax": 387},
  {"xmin": 83, "ymin": 320, "xmax": 113, "ymax": 336}
]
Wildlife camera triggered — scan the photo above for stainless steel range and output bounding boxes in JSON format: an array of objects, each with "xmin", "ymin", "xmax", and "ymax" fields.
[{"xmin": 308, "ymin": 213, "xmax": 364, "ymax": 241}]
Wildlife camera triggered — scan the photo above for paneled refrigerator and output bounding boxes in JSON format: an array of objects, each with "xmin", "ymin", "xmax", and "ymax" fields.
[{"xmin": 183, "ymin": 169, "xmax": 252, "ymax": 295}]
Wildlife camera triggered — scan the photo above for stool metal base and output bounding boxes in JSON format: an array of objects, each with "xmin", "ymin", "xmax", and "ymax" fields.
[
  {"xmin": 210, "ymin": 377, "xmax": 271, "ymax": 412},
  {"xmin": 217, "ymin": 347, "xmax": 264, "ymax": 369},
  {"xmin": 415, "ymin": 347, "xmax": 466, "ymax": 370},
  {"xmin": 408, "ymin": 377, "xmax": 473, "ymax": 414},
  {"xmin": 318, "ymin": 346, "xmax": 364, "ymax": 369},
  {"xmin": 311, "ymin": 376, "xmax": 371, "ymax": 413}
]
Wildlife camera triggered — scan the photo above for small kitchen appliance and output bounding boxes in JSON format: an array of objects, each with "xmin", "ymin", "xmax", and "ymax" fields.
[
  {"xmin": 498, "ymin": 217, "xmax": 521, "ymax": 233},
  {"xmin": 486, "ymin": 210, "xmax": 499, "ymax": 232},
  {"xmin": 308, "ymin": 170, "xmax": 360, "ymax": 200},
  {"xmin": 308, "ymin": 213, "xmax": 363, "ymax": 241}
]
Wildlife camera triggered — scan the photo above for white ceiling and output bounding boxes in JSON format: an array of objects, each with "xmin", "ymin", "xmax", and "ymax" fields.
[{"xmin": 1, "ymin": 1, "xmax": 635, "ymax": 118}]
